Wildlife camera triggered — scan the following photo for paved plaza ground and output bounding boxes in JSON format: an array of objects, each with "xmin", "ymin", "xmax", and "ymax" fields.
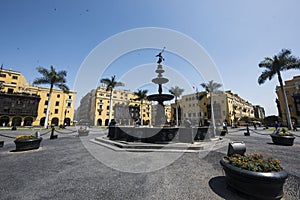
[{"xmin": 0, "ymin": 127, "xmax": 299, "ymax": 200}]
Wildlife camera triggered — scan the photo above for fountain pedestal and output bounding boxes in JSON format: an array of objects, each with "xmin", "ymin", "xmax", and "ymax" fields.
[{"xmin": 147, "ymin": 63, "xmax": 174, "ymax": 126}]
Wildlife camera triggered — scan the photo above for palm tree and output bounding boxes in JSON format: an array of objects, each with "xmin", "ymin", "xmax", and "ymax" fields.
[
  {"xmin": 100, "ymin": 75, "xmax": 124, "ymax": 125},
  {"xmin": 33, "ymin": 66, "xmax": 69, "ymax": 128},
  {"xmin": 258, "ymin": 49, "xmax": 300, "ymax": 129},
  {"xmin": 201, "ymin": 80, "xmax": 222, "ymax": 137},
  {"xmin": 169, "ymin": 86, "xmax": 184, "ymax": 126},
  {"xmin": 133, "ymin": 89, "xmax": 148, "ymax": 126}
]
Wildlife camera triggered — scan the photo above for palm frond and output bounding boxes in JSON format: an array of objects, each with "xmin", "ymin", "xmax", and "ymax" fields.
[
  {"xmin": 100, "ymin": 78, "xmax": 111, "ymax": 85},
  {"xmin": 201, "ymin": 80, "xmax": 222, "ymax": 93},
  {"xmin": 277, "ymin": 49, "xmax": 291, "ymax": 60},
  {"xmin": 169, "ymin": 86, "xmax": 184, "ymax": 97},
  {"xmin": 284, "ymin": 61, "xmax": 300, "ymax": 70},
  {"xmin": 32, "ymin": 77, "xmax": 50, "ymax": 85},
  {"xmin": 36, "ymin": 67, "xmax": 50, "ymax": 77},
  {"xmin": 258, "ymin": 70, "xmax": 276, "ymax": 85},
  {"xmin": 258, "ymin": 58, "xmax": 273, "ymax": 69},
  {"xmin": 57, "ymin": 83, "xmax": 69, "ymax": 93},
  {"xmin": 57, "ymin": 70, "xmax": 67, "ymax": 78},
  {"xmin": 134, "ymin": 89, "xmax": 148, "ymax": 101},
  {"xmin": 34, "ymin": 65, "xmax": 69, "ymax": 90},
  {"xmin": 100, "ymin": 75, "xmax": 124, "ymax": 92}
]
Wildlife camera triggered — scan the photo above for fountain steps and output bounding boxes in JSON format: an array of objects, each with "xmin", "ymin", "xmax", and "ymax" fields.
[{"xmin": 91, "ymin": 136, "xmax": 229, "ymax": 153}]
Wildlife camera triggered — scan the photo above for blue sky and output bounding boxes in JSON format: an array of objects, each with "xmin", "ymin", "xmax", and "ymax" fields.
[{"xmin": 1, "ymin": 0, "xmax": 299, "ymax": 115}]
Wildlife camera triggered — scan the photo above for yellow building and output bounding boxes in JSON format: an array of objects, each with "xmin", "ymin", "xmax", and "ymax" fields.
[
  {"xmin": 176, "ymin": 90, "xmax": 256, "ymax": 127},
  {"xmin": 276, "ymin": 75, "xmax": 300, "ymax": 126},
  {"xmin": 76, "ymin": 86, "xmax": 152, "ymax": 126},
  {"xmin": 177, "ymin": 92, "xmax": 207, "ymax": 126},
  {"xmin": 225, "ymin": 91, "xmax": 255, "ymax": 126},
  {"xmin": 0, "ymin": 68, "xmax": 76, "ymax": 127}
]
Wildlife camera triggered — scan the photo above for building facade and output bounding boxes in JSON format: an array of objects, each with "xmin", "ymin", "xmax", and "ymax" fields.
[
  {"xmin": 173, "ymin": 90, "xmax": 258, "ymax": 127},
  {"xmin": 0, "ymin": 68, "xmax": 76, "ymax": 127},
  {"xmin": 276, "ymin": 75, "xmax": 300, "ymax": 126},
  {"xmin": 76, "ymin": 86, "xmax": 152, "ymax": 126},
  {"xmin": 253, "ymin": 105, "xmax": 266, "ymax": 119}
]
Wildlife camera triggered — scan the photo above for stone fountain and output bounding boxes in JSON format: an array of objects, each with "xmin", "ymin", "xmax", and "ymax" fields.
[
  {"xmin": 147, "ymin": 48, "xmax": 174, "ymax": 126},
  {"xmin": 106, "ymin": 49, "xmax": 210, "ymax": 143}
]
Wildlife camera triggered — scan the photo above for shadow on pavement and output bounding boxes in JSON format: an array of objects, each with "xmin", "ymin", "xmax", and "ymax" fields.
[{"xmin": 209, "ymin": 176, "xmax": 245, "ymax": 200}]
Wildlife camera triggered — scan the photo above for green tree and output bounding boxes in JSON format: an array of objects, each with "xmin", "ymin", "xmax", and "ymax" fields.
[
  {"xmin": 133, "ymin": 89, "xmax": 148, "ymax": 126},
  {"xmin": 100, "ymin": 75, "xmax": 124, "ymax": 125},
  {"xmin": 33, "ymin": 66, "xmax": 69, "ymax": 128},
  {"xmin": 201, "ymin": 80, "xmax": 222, "ymax": 137},
  {"xmin": 258, "ymin": 49, "xmax": 300, "ymax": 129},
  {"xmin": 169, "ymin": 86, "xmax": 184, "ymax": 126}
]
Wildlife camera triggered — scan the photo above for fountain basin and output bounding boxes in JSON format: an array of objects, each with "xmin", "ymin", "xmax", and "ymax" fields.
[
  {"xmin": 152, "ymin": 77, "xmax": 169, "ymax": 84},
  {"xmin": 147, "ymin": 94, "xmax": 174, "ymax": 101},
  {"xmin": 107, "ymin": 126, "xmax": 209, "ymax": 143}
]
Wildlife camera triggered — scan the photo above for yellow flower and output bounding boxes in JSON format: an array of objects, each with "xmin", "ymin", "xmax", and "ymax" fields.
[{"xmin": 15, "ymin": 134, "xmax": 36, "ymax": 141}]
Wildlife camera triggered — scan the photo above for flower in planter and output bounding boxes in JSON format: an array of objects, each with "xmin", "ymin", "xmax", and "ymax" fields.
[
  {"xmin": 15, "ymin": 134, "xmax": 36, "ymax": 141},
  {"xmin": 274, "ymin": 128, "xmax": 293, "ymax": 136},
  {"xmin": 220, "ymin": 153, "xmax": 288, "ymax": 199},
  {"xmin": 224, "ymin": 153, "xmax": 283, "ymax": 172}
]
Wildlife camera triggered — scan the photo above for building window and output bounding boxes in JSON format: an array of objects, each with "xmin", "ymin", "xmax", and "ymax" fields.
[
  {"xmin": 67, "ymin": 102, "xmax": 72, "ymax": 108},
  {"xmin": 44, "ymin": 108, "xmax": 47, "ymax": 113},
  {"xmin": 0, "ymin": 74, "xmax": 6, "ymax": 78},
  {"xmin": 45, "ymin": 100, "xmax": 48, "ymax": 105},
  {"xmin": 69, "ymin": 95, "xmax": 72, "ymax": 99},
  {"xmin": 55, "ymin": 109, "xmax": 58, "ymax": 114},
  {"xmin": 57, "ymin": 94, "xmax": 60, "ymax": 98},
  {"xmin": 11, "ymin": 82, "xmax": 17, "ymax": 85},
  {"xmin": 47, "ymin": 93, "xmax": 49, "ymax": 97},
  {"xmin": 55, "ymin": 101, "xmax": 59, "ymax": 106},
  {"xmin": 7, "ymin": 88, "xmax": 13, "ymax": 93},
  {"xmin": 107, "ymin": 106, "xmax": 110, "ymax": 110},
  {"xmin": 12, "ymin": 76, "xmax": 18, "ymax": 80}
]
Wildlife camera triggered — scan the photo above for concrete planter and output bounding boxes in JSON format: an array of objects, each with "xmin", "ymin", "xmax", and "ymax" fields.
[
  {"xmin": 270, "ymin": 134, "xmax": 295, "ymax": 146},
  {"xmin": 220, "ymin": 158, "xmax": 288, "ymax": 200},
  {"xmin": 78, "ymin": 129, "xmax": 89, "ymax": 136},
  {"xmin": 14, "ymin": 138, "xmax": 42, "ymax": 151}
]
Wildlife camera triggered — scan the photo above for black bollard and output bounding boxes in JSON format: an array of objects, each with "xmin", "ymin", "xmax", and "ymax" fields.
[
  {"xmin": 50, "ymin": 126, "xmax": 58, "ymax": 139},
  {"xmin": 244, "ymin": 124, "xmax": 250, "ymax": 136}
]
